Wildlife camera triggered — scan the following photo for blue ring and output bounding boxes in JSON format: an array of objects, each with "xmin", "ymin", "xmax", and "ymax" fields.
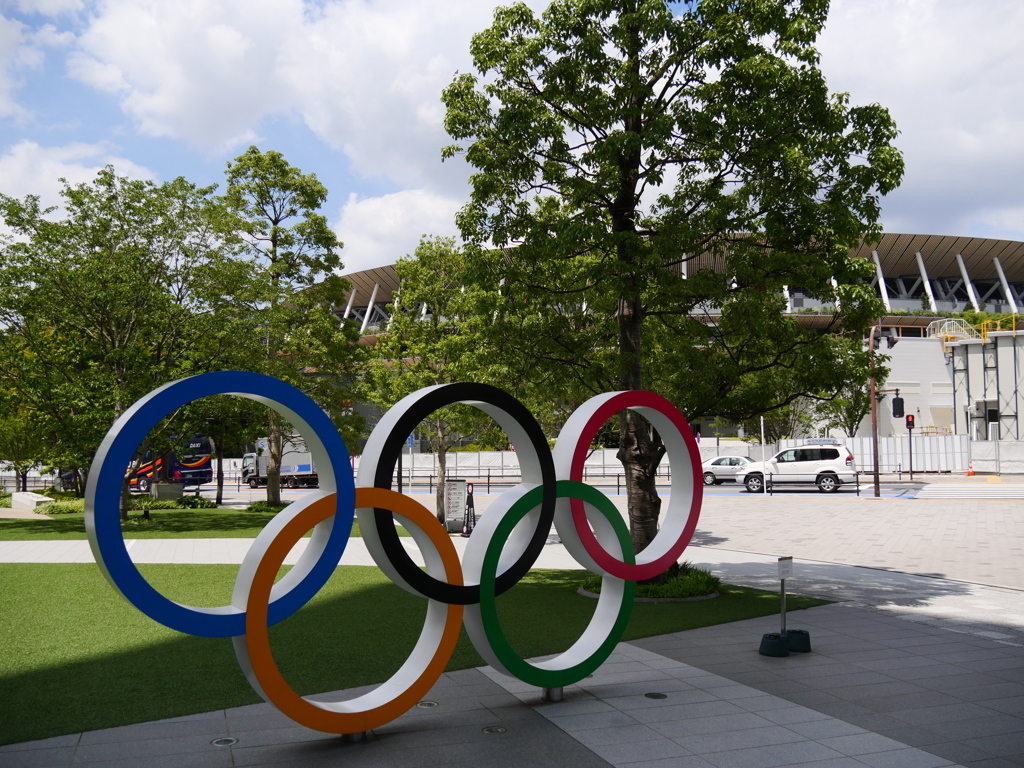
[{"xmin": 85, "ymin": 371, "xmax": 354, "ymax": 638}]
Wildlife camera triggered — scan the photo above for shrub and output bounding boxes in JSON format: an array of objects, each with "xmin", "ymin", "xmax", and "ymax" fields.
[
  {"xmin": 36, "ymin": 499, "xmax": 86, "ymax": 515},
  {"xmin": 246, "ymin": 501, "xmax": 289, "ymax": 514},
  {"xmin": 177, "ymin": 495, "xmax": 218, "ymax": 509},
  {"xmin": 127, "ymin": 498, "xmax": 184, "ymax": 512},
  {"xmin": 580, "ymin": 561, "xmax": 721, "ymax": 600},
  {"xmin": 0, "ymin": 492, "xmax": 11, "ymax": 508}
]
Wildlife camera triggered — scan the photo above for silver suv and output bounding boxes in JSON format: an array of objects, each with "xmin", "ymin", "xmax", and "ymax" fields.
[{"xmin": 735, "ymin": 440, "xmax": 856, "ymax": 493}]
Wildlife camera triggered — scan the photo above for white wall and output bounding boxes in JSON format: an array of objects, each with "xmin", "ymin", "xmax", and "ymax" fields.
[{"xmin": 870, "ymin": 336, "xmax": 955, "ymax": 438}]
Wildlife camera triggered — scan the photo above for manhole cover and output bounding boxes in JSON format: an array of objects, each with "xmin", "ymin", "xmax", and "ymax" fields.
[
  {"xmin": 416, "ymin": 700, "xmax": 439, "ymax": 708},
  {"xmin": 482, "ymin": 726, "xmax": 507, "ymax": 735},
  {"xmin": 211, "ymin": 737, "xmax": 238, "ymax": 747},
  {"xmin": 644, "ymin": 693, "xmax": 668, "ymax": 700}
]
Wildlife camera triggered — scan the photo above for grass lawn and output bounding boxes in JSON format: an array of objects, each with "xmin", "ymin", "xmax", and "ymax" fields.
[
  {"xmin": 0, "ymin": 509, "xmax": 405, "ymax": 539},
  {"xmin": 0, "ymin": 562, "xmax": 828, "ymax": 746}
]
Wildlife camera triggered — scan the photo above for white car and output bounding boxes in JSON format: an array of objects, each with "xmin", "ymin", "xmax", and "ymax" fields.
[
  {"xmin": 701, "ymin": 455, "xmax": 754, "ymax": 485},
  {"xmin": 735, "ymin": 440, "xmax": 856, "ymax": 493}
]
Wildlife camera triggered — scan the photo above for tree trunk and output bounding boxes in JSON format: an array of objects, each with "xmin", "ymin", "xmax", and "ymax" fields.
[
  {"xmin": 211, "ymin": 433, "xmax": 224, "ymax": 506},
  {"xmin": 266, "ymin": 412, "xmax": 283, "ymax": 506},
  {"xmin": 435, "ymin": 432, "xmax": 447, "ymax": 524},
  {"xmin": 119, "ymin": 474, "xmax": 132, "ymax": 522}
]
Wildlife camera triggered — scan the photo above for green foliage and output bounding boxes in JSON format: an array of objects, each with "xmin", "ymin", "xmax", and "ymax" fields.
[
  {"xmin": 0, "ymin": 168, "xmax": 261, "ymax": 492},
  {"xmin": 127, "ymin": 497, "xmax": 195, "ymax": 512},
  {"xmin": 0, "ymin": 492, "xmax": 10, "ymax": 508},
  {"xmin": 34, "ymin": 496, "xmax": 215, "ymax": 515},
  {"xmin": 176, "ymin": 495, "xmax": 219, "ymax": 509},
  {"xmin": 437, "ymin": 0, "xmax": 903, "ymax": 549},
  {"xmin": 582, "ymin": 561, "xmax": 722, "ymax": 599},
  {"xmin": 245, "ymin": 500, "xmax": 289, "ymax": 514},
  {"xmin": 36, "ymin": 499, "xmax": 84, "ymax": 515},
  {"xmin": 368, "ymin": 236, "xmax": 526, "ymax": 513},
  {"xmin": 222, "ymin": 147, "xmax": 365, "ymax": 506},
  {"xmin": 0, "ymin": 410, "xmax": 47, "ymax": 488}
]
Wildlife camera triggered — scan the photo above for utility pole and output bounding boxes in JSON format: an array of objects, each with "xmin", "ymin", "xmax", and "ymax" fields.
[
  {"xmin": 869, "ymin": 325, "xmax": 900, "ymax": 498},
  {"xmin": 869, "ymin": 329, "xmax": 881, "ymax": 498}
]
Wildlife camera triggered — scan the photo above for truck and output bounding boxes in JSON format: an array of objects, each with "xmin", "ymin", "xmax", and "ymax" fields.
[{"xmin": 241, "ymin": 437, "xmax": 318, "ymax": 489}]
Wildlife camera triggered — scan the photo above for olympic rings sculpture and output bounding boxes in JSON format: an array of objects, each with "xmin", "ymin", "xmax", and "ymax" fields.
[{"xmin": 85, "ymin": 372, "xmax": 703, "ymax": 734}]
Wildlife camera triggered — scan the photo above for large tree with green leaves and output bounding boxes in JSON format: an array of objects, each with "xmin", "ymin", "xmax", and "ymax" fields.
[
  {"xmin": 223, "ymin": 146, "xmax": 363, "ymax": 506},
  {"xmin": 441, "ymin": 0, "xmax": 903, "ymax": 553},
  {"xmin": 369, "ymin": 236, "xmax": 522, "ymax": 518},
  {"xmin": 0, "ymin": 408, "xmax": 47, "ymax": 492},
  {"xmin": 0, "ymin": 168, "xmax": 257, "ymax": 504}
]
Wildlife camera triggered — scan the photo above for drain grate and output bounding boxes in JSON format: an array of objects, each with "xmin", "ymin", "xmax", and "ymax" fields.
[
  {"xmin": 482, "ymin": 726, "xmax": 507, "ymax": 735},
  {"xmin": 211, "ymin": 737, "xmax": 238, "ymax": 747},
  {"xmin": 644, "ymin": 692, "xmax": 668, "ymax": 700},
  {"xmin": 416, "ymin": 700, "xmax": 439, "ymax": 708}
]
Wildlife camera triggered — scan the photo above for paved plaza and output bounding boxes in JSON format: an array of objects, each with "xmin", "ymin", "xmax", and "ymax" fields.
[{"xmin": 2, "ymin": 485, "xmax": 1023, "ymax": 767}]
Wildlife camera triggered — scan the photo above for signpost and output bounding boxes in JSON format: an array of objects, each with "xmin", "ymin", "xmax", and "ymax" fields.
[{"xmin": 778, "ymin": 556, "xmax": 793, "ymax": 633}]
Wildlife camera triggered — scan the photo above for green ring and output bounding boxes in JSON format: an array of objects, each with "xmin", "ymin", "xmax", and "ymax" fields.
[{"xmin": 477, "ymin": 480, "xmax": 636, "ymax": 688}]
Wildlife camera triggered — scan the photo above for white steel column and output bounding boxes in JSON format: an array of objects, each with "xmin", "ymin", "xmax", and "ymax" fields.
[
  {"xmin": 915, "ymin": 251, "xmax": 937, "ymax": 311},
  {"xmin": 360, "ymin": 282, "xmax": 381, "ymax": 334},
  {"xmin": 830, "ymin": 277, "xmax": 840, "ymax": 310},
  {"xmin": 993, "ymin": 257, "xmax": 1019, "ymax": 314},
  {"xmin": 342, "ymin": 287, "xmax": 357, "ymax": 320},
  {"xmin": 782, "ymin": 285, "xmax": 792, "ymax": 313},
  {"xmin": 872, "ymin": 250, "xmax": 891, "ymax": 311},
  {"xmin": 955, "ymin": 253, "xmax": 981, "ymax": 311}
]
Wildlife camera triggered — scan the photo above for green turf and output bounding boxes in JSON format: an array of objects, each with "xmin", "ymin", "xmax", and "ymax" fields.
[
  {"xmin": 0, "ymin": 510, "xmax": 408, "ymax": 539},
  {"xmin": 0, "ymin": 562, "xmax": 827, "ymax": 745}
]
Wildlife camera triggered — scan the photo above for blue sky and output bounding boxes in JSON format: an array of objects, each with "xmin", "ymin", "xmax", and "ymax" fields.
[{"xmin": 1, "ymin": 0, "xmax": 1022, "ymax": 275}]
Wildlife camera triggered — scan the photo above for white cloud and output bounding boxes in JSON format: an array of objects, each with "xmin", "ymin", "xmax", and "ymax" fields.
[
  {"xmin": 69, "ymin": 0, "xmax": 307, "ymax": 153},
  {"xmin": 65, "ymin": 1, "xmax": 543, "ymax": 186},
  {"xmin": 335, "ymin": 189, "xmax": 462, "ymax": 274},
  {"xmin": 819, "ymin": 0, "xmax": 1024, "ymax": 238},
  {"xmin": 0, "ymin": 14, "xmax": 31, "ymax": 119},
  {"xmin": 0, "ymin": 139, "xmax": 154, "ymax": 207}
]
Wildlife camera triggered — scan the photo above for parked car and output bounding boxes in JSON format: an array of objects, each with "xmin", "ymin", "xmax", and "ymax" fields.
[
  {"xmin": 701, "ymin": 455, "xmax": 754, "ymax": 485},
  {"xmin": 735, "ymin": 439, "xmax": 855, "ymax": 493}
]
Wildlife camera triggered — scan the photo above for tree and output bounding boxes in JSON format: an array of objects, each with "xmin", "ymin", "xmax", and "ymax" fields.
[
  {"xmin": 0, "ymin": 168, "xmax": 257, "ymax": 510},
  {"xmin": 223, "ymin": 147, "xmax": 364, "ymax": 506},
  {"xmin": 818, "ymin": 382, "xmax": 876, "ymax": 438},
  {"xmin": 0, "ymin": 409, "xmax": 47, "ymax": 492},
  {"xmin": 369, "ymin": 237, "xmax": 510, "ymax": 518},
  {"xmin": 441, "ymin": 0, "xmax": 902, "ymax": 553}
]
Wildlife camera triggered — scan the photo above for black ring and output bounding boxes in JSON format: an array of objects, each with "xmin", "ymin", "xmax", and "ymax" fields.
[{"xmin": 371, "ymin": 383, "xmax": 556, "ymax": 605}]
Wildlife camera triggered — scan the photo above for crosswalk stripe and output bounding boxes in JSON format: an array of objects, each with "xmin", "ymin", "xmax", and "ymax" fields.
[{"xmin": 917, "ymin": 484, "xmax": 1024, "ymax": 499}]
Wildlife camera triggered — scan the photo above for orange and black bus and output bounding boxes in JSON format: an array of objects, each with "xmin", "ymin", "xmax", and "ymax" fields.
[{"xmin": 130, "ymin": 436, "xmax": 213, "ymax": 493}]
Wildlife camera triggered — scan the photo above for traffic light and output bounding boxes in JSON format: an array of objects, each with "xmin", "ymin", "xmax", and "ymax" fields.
[
  {"xmin": 906, "ymin": 415, "xmax": 915, "ymax": 430},
  {"xmin": 892, "ymin": 396, "xmax": 904, "ymax": 418}
]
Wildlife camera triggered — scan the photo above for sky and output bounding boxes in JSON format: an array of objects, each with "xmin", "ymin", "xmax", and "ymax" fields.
[{"xmin": 0, "ymin": 0, "xmax": 1022, "ymax": 276}]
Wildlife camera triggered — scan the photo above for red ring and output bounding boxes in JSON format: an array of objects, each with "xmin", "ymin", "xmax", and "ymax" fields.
[{"xmin": 568, "ymin": 391, "xmax": 702, "ymax": 581}]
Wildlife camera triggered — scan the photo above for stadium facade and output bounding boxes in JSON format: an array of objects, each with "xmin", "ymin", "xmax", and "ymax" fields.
[{"xmin": 339, "ymin": 233, "xmax": 1024, "ymax": 446}]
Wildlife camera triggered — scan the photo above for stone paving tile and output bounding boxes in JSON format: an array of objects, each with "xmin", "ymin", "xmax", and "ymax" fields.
[
  {"xmin": 676, "ymin": 724, "xmax": 806, "ymax": 754},
  {"xmin": 697, "ymin": 740, "xmax": 846, "ymax": 768},
  {"xmin": 587, "ymin": 737, "xmax": 692, "ymax": 764},
  {"xmin": 617, "ymin": 756, "xmax": 717, "ymax": 768},
  {"xmin": 646, "ymin": 712, "xmax": 778, "ymax": 740},
  {"xmin": 0, "ymin": 746, "xmax": 78, "ymax": 768},
  {"xmin": 817, "ymin": 733, "xmax": 912, "ymax": 756},
  {"xmin": 854, "ymin": 748, "xmax": 958, "ymax": 768}
]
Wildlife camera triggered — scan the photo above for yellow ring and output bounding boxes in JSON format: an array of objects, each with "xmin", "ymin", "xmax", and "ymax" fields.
[{"xmin": 242, "ymin": 488, "xmax": 464, "ymax": 733}]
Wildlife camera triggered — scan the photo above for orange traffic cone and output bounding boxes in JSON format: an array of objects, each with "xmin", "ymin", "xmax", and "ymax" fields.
[{"xmin": 967, "ymin": 461, "xmax": 975, "ymax": 476}]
